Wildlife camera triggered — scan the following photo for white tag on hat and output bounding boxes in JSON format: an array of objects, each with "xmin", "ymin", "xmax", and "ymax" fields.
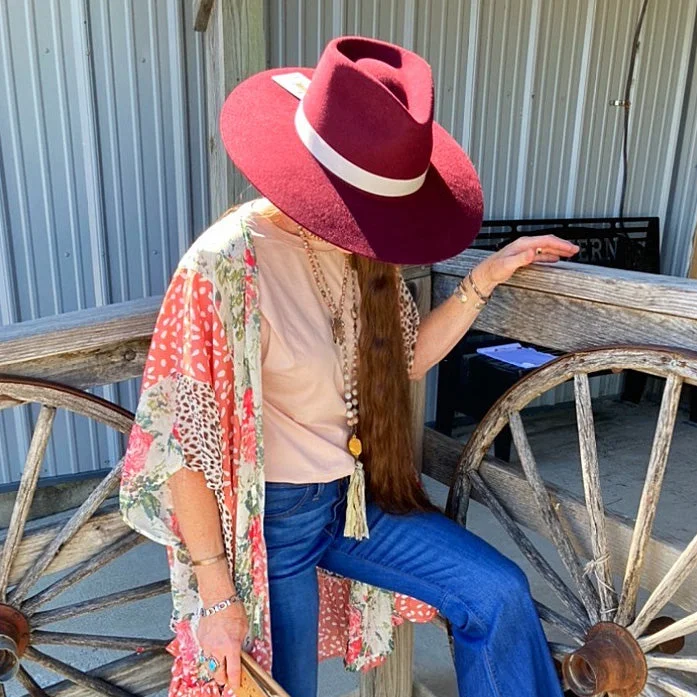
[{"xmin": 272, "ymin": 72, "xmax": 311, "ymax": 100}]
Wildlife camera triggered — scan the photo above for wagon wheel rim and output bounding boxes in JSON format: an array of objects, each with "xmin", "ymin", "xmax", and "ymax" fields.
[
  {"xmin": 0, "ymin": 377, "xmax": 171, "ymax": 697},
  {"xmin": 447, "ymin": 346, "xmax": 697, "ymax": 697}
]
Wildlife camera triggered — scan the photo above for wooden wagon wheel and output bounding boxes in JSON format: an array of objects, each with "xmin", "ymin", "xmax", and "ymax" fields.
[
  {"xmin": 447, "ymin": 346, "xmax": 697, "ymax": 697},
  {"xmin": 0, "ymin": 376, "xmax": 172, "ymax": 697}
]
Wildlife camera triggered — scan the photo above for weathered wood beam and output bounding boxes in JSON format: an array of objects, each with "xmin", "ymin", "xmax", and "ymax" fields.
[
  {"xmin": 433, "ymin": 251, "xmax": 697, "ymax": 354},
  {"xmin": 0, "ymin": 296, "xmax": 158, "ymax": 386},
  {"xmin": 205, "ymin": 0, "xmax": 266, "ymax": 218},
  {"xmin": 4, "ymin": 506, "xmax": 128, "ymax": 587},
  {"xmin": 193, "ymin": 0, "xmax": 215, "ymax": 31},
  {"xmin": 423, "ymin": 427, "xmax": 697, "ymax": 615},
  {"xmin": 435, "ymin": 250, "xmax": 697, "ymax": 321}
]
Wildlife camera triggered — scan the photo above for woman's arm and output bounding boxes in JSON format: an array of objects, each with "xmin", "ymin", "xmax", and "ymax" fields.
[
  {"xmin": 169, "ymin": 467, "xmax": 248, "ymax": 690},
  {"xmin": 410, "ymin": 235, "xmax": 579, "ymax": 380}
]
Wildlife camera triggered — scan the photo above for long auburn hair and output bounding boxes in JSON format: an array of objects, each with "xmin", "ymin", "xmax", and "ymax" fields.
[
  {"xmin": 353, "ymin": 255, "xmax": 436, "ymax": 514},
  {"xmin": 232, "ymin": 199, "xmax": 436, "ymax": 514}
]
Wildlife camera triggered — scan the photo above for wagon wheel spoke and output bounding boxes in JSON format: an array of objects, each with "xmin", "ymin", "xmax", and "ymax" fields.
[
  {"xmin": 30, "ymin": 579, "xmax": 170, "ymax": 628},
  {"xmin": 7, "ymin": 463, "xmax": 123, "ymax": 606},
  {"xmin": 548, "ymin": 642, "xmax": 575, "ymax": 662},
  {"xmin": 616, "ymin": 374, "xmax": 683, "ymax": 627},
  {"xmin": 509, "ymin": 411, "xmax": 602, "ymax": 624},
  {"xmin": 642, "ymin": 685, "xmax": 670, "ymax": 697},
  {"xmin": 629, "ymin": 529, "xmax": 697, "ymax": 639},
  {"xmin": 647, "ymin": 670, "xmax": 697, "ymax": 697},
  {"xmin": 0, "ymin": 406, "xmax": 56, "ymax": 601},
  {"xmin": 21, "ymin": 532, "xmax": 144, "ymax": 615},
  {"xmin": 469, "ymin": 471, "xmax": 590, "ymax": 628},
  {"xmin": 30, "ymin": 630, "xmax": 169, "ymax": 653},
  {"xmin": 16, "ymin": 666, "xmax": 50, "ymax": 697},
  {"xmin": 646, "ymin": 656, "xmax": 697, "ymax": 673},
  {"xmin": 534, "ymin": 601, "xmax": 585, "ymax": 643},
  {"xmin": 638, "ymin": 611, "xmax": 697, "ymax": 653},
  {"xmin": 574, "ymin": 373, "xmax": 618, "ymax": 619},
  {"xmin": 24, "ymin": 646, "xmax": 134, "ymax": 697}
]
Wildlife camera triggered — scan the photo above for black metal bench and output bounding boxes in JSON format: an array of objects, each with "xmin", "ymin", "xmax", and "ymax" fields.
[{"xmin": 435, "ymin": 216, "xmax": 664, "ymax": 457}]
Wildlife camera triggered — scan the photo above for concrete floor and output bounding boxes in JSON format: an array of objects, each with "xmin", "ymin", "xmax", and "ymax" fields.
[{"xmin": 9, "ymin": 395, "xmax": 697, "ymax": 696}]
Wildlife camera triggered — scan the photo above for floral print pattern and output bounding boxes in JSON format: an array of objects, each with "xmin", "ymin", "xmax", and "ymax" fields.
[{"xmin": 119, "ymin": 208, "xmax": 436, "ymax": 696}]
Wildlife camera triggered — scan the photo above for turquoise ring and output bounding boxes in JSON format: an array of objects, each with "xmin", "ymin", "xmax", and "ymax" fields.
[{"xmin": 197, "ymin": 651, "xmax": 220, "ymax": 681}]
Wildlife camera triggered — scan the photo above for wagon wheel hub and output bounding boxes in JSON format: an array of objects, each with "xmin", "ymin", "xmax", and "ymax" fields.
[
  {"xmin": 563, "ymin": 623, "xmax": 647, "ymax": 697},
  {"xmin": 0, "ymin": 603, "xmax": 29, "ymax": 682}
]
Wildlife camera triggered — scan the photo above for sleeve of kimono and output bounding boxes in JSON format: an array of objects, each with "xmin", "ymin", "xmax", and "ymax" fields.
[
  {"xmin": 119, "ymin": 265, "xmax": 234, "ymax": 549},
  {"xmin": 398, "ymin": 274, "xmax": 421, "ymax": 375}
]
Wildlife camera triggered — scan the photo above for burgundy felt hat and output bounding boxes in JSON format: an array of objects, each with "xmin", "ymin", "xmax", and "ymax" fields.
[{"xmin": 220, "ymin": 36, "xmax": 484, "ymax": 265}]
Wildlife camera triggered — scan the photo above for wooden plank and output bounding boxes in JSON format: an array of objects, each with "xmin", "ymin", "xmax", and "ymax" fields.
[
  {"xmin": 359, "ymin": 623, "xmax": 414, "ymax": 697},
  {"xmin": 423, "ymin": 427, "xmax": 697, "ymax": 614},
  {"xmin": 433, "ymin": 273, "xmax": 697, "ymax": 356},
  {"xmin": 0, "ymin": 297, "xmax": 157, "ymax": 386},
  {"xmin": 435, "ymin": 250, "xmax": 697, "ymax": 321},
  {"xmin": 193, "ymin": 0, "xmax": 215, "ymax": 30},
  {"xmin": 6, "ymin": 506, "xmax": 129, "ymax": 587},
  {"xmin": 205, "ymin": 0, "xmax": 266, "ymax": 218}
]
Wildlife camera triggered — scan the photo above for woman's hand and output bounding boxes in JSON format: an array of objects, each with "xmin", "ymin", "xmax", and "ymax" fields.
[
  {"xmin": 197, "ymin": 601, "xmax": 249, "ymax": 690},
  {"xmin": 473, "ymin": 235, "xmax": 580, "ymax": 296}
]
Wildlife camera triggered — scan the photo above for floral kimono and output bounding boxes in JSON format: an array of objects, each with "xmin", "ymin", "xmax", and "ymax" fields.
[{"xmin": 118, "ymin": 207, "xmax": 436, "ymax": 696}]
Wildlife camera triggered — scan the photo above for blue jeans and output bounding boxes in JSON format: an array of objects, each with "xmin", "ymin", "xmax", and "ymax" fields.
[{"xmin": 264, "ymin": 476, "xmax": 563, "ymax": 697}]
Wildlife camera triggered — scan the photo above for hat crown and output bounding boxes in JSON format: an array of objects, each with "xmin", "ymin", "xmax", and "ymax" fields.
[{"xmin": 301, "ymin": 37, "xmax": 434, "ymax": 181}]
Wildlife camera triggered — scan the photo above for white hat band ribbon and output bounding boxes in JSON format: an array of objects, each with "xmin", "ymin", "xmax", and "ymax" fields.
[{"xmin": 294, "ymin": 102, "xmax": 428, "ymax": 198}]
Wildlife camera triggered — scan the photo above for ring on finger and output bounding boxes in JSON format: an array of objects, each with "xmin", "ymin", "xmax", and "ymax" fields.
[
  {"xmin": 535, "ymin": 247, "xmax": 543, "ymax": 255},
  {"xmin": 197, "ymin": 652, "xmax": 221, "ymax": 682}
]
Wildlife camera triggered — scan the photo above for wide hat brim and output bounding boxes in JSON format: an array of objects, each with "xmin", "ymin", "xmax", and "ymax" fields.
[{"xmin": 220, "ymin": 67, "xmax": 484, "ymax": 265}]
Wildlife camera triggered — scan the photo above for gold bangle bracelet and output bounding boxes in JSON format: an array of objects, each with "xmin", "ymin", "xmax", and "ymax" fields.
[
  {"xmin": 192, "ymin": 551, "xmax": 227, "ymax": 567},
  {"xmin": 467, "ymin": 271, "xmax": 491, "ymax": 304}
]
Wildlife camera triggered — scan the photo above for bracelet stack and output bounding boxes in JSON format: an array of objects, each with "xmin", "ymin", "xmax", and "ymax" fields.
[{"xmin": 453, "ymin": 271, "xmax": 491, "ymax": 310}]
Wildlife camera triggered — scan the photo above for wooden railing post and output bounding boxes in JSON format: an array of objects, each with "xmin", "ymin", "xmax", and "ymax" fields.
[
  {"xmin": 359, "ymin": 266, "xmax": 431, "ymax": 697},
  {"xmin": 204, "ymin": 0, "xmax": 266, "ymax": 219}
]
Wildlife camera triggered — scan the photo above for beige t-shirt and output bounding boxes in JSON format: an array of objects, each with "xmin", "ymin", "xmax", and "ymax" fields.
[{"xmin": 247, "ymin": 203, "xmax": 359, "ymax": 483}]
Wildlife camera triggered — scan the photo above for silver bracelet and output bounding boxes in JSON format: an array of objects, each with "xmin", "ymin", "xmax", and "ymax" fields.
[{"xmin": 200, "ymin": 594, "xmax": 241, "ymax": 618}]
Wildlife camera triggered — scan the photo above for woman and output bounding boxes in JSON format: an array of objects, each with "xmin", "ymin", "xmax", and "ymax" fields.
[{"xmin": 119, "ymin": 36, "xmax": 578, "ymax": 697}]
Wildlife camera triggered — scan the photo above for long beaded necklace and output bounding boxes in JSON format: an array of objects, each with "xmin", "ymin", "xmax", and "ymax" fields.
[{"xmin": 300, "ymin": 229, "xmax": 369, "ymax": 540}]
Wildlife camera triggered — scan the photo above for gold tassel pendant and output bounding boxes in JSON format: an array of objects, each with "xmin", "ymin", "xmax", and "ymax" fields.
[{"xmin": 344, "ymin": 435, "xmax": 369, "ymax": 540}]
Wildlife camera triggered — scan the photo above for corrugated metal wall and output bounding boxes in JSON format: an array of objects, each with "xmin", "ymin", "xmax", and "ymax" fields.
[
  {"xmin": 268, "ymin": 0, "xmax": 697, "ymax": 274},
  {"xmin": 0, "ymin": 0, "xmax": 208, "ymax": 483},
  {"xmin": 268, "ymin": 0, "xmax": 697, "ymax": 411}
]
